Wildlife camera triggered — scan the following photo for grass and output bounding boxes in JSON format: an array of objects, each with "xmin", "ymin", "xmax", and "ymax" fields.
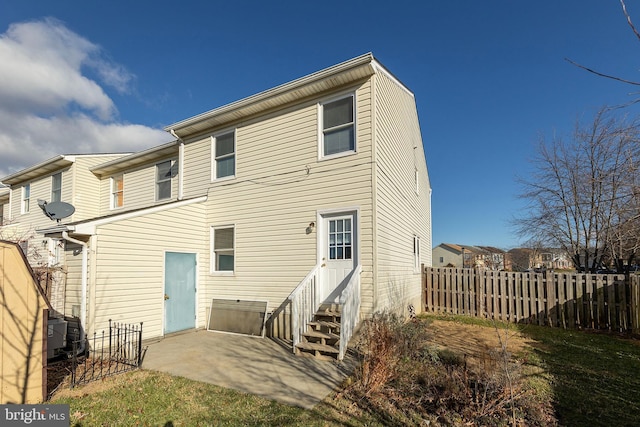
[
  {"xmin": 427, "ymin": 313, "xmax": 640, "ymax": 426},
  {"xmin": 50, "ymin": 315, "xmax": 640, "ymax": 426},
  {"xmin": 51, "ymin": 369, "xmax": 384, "ymax": 426}
]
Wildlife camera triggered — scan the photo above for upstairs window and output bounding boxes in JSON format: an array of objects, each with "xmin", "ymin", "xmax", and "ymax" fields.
[
  {"xmin": 212, "ymin": 226, "xmax": 235, "ymax": 272},
  {"xmin": 22, "ymin": 184, "xmax": 30, "ymax": 214},
  {"xmin": 213, "ymin": 131, "xmax": 236, "ymax": 179},
  {"xmin": 111, "ymin": 174, "xmax": 124, "ymax": 208},
  {"xmin": 321, "ymin": 95, "xmax": 355, "ymax": 157},
  {"xmin": 156, "ymin": 160, "xmax": 175, "ymax": 201},
  {"xmin": 0, "ymin": 204, "xmax": 3, "ymax": 226},
  {"xmin": 51, "ymin": 173, "xmax": 62, "ymax": 202}
]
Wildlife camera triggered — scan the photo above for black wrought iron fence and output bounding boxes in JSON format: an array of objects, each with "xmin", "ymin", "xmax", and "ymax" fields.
[{"xmin": 70, "ymin": 320, "xmax": 144, "ymax": 387}]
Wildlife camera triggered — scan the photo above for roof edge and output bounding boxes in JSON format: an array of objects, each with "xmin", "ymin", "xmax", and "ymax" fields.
[{"xmin": 165, "ymin": 53, "xmax": 375, "ymax": 134}]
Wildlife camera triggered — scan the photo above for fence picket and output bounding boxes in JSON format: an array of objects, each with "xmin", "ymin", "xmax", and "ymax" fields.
[{"xmin": 423, "ymin": 267, "xmax": 640, "ymax": 333}]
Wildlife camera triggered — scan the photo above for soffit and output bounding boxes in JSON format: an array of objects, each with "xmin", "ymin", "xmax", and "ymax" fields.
[
  {"xmin": 166, "ymin": 53, "xmax": 377, "ymax": 138},
  {"xmin": 91, "ymin": 141, "xmax": 179, "ymax": 177},
  {"xmin": 1, "ymin": 156, "xmax": 75, "ymax": 186}
]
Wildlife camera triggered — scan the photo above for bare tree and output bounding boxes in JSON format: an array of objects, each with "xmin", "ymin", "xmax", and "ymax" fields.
[{"xmin": 516, "ymin": 109, "xmax": 640, "ymax": 272}]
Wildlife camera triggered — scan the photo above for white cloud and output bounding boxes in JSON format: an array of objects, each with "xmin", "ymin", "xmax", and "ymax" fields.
[{"xmin": 0, "ymin": 18, "xmax": 170, "ymax": 178}]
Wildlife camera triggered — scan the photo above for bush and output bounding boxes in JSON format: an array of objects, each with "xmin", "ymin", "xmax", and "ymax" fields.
[{"xmin": 346, "ymin": 313, "xmax": 552, "ymax": 426}]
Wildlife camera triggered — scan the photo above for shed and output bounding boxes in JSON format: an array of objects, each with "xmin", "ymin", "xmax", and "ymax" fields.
[{"xmin": 0, "ymin": 240, "xmax": 49, "ymax": 403}]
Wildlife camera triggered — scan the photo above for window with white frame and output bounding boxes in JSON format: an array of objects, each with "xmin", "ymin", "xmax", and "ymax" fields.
[
  {"xmin": 414, "ymin": 235, "xmax": 421, "ymax": 272},
  {"xmin": 212, "ymin": 226, "xmax": 234, "ymax": 272},
  {"xmin": 213, "ymin": 131, "xmax": 235, "ymax": 179},
  {"xmin": 321, "ymin": 95, "xmax": 355, "ymax": 157},
  {"xmin": 0, "ymin": 204, "xmax": 3, "ymax": 226},
  {"xmin": 51, "ymin": 172, "xmax": 62, "ymax": 202},
  {"xmin": 47, "ymin": 238, "xmax": 62, "ymax": 266},
  {"xmin": 22, "ymin": 184, "xmax": 30, "ymax": 213},
  {"xmin": 156, "ymin": 160, "xmax": 174, "ymax": 201},
  {"xmin": 111, "ymin": 174, "xmax": 124, "ymax": 208}
]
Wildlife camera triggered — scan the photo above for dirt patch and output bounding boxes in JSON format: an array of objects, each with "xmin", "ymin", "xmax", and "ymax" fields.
[{"xmin": 426, "ymin": 319, "xmax": 532, "ymax": 372}]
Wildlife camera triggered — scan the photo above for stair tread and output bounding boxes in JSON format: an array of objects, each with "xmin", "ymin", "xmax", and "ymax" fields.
[
  {"xmin": 296, "ymin": 341, "xmax": 340, "ymax": 353},
  {"xmin": 302, "ymin": 330, "xmax": 340, "ymax": 339},
  {"xmin": 308, "ymin": 320, "xmax": 340, "ymax": 328},
  {"xmin": 315, "ymin": 310, "xmax": 341, "ymax": 317}
]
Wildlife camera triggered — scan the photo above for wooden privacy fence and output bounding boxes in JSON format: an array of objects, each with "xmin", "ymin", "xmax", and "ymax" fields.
[{"xmin": 423, "ymin": 267, "xmax": 640, "ymax": 333}]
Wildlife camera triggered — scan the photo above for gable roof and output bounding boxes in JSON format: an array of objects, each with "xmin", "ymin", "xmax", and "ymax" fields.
[
  {"xmin": 166, "ymin": 53, "xmax": 409, "ymax": 138},
  {"xmin": 0, "ymin": 153, "xmax": 131, "ymax": 186},
  {"xmin": 90, "ymin": 141, "xmax": 179, "ymax": 177}
]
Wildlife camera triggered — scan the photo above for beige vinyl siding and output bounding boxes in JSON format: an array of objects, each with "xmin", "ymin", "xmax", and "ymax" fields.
[
  {"xmin": 98, "ymin": 156, "xmax": 179, "ymax": 213},
  {"xmin": 73, "ymin": 155, "xmax": 124, "ymax": 219},
  {"xmin": 90, "ymin": 202, "xmax": 206, "ymax": 340},
  {"xmin": 182, "ymin": 137, "xmax": 211, "ymax": 198},
  {"xmin": 199, "ymin": 80, "xmax": 376, "ymax": 319},
  {"xmin": 64, "ymin": 241, "xmax": 85, "ymax": 318},
  {"xmin": 373, "ymin": 71, "xmax": 432, "ymax": 315}
]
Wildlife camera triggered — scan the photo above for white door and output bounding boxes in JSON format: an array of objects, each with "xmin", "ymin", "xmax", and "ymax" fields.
[{"xmin": 320, "ymin": 213, "xmax": 356, "ymax": 303}]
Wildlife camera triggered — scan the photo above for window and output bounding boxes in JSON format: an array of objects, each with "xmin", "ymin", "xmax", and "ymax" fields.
[
  {"xmin": 46, "ymin": 238, "xmax": 62, "ymax": 266},
  {"xmin": 111, "ymin": 174, "xmax": 124, "ymax": 208},
  {"xmin": 328, "ymin": 218, "xmax": 352, "ymax": 260},
  {"xmin": 439, "ymin": 256, "xmax": 444, "ymax": 264},
  {"xmin": 213, "ymin": 131, "xmax": 236, "ymax": 179},
  {"xmin": 212, "ymin": 226, "xmax": 234, "ymax": 272},
  {"xmin": 414, "ymin": 235, "xmax": 421, "ymax": 272},
  {"xmin": 22, "ymin": 184, "xmax": 30, "ymax": 213},
  {"xmin": 0, "ymin": 204, "xmax": 3, "ymax": 226},
  {"xmin": 51, "ymin": 173, "xmax": 62, "ymax": 202},
  {"xmin": 321, "ymin": 95, "xmax": 355, "ymax": 157},
  {"xmin": 156, "ymin": 161, "xmax": 175, "ymax": 201}
]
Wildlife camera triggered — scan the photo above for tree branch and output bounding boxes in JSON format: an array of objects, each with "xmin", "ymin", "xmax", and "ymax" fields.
[
  {"xmin": 564, "ymin": 57, "xmax": 640, "ymax": 86},
  {"xmin": 621, "ymin": 0, "xmax": 640, "ymax": 43}
]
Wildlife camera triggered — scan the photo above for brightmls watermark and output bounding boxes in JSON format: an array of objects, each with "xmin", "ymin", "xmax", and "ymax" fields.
[{"xmin": 1, "ymin": 404, "xmax": 69, "ymax": 426}]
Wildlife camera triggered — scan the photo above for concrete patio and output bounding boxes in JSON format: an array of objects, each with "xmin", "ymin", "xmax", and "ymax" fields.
[{"xmin": 141, "ymin": 329, "xmax": 357, "ymax": 409}]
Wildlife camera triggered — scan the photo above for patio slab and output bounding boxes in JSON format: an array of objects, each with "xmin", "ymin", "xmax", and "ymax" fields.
[{"xmin": 141, "ymin": 329, "xmax": 356, "ymax": 409}]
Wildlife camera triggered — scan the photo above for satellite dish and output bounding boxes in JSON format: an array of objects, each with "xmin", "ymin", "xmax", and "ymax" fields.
[{"xmin": 39, "ymin": 200, "xmax": 75, "ymax": 222}]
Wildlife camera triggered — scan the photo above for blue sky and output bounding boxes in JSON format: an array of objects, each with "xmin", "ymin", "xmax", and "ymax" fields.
[{"xmin": 1, "ymin": 1, "xmax": 640, "ymax": 250}]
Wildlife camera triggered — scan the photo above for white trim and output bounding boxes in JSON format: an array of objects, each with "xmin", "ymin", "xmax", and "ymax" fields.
[
  {"xmin": 318, "ymin": 92, "xmax": 357, "ymax": 161},
  {"xmin": 74, "ymin": 195, "xmax": 207, "ymax": 235},
  {"xmin": 51, "ymin": 172, "xmax": 62, "ymax": 203},
  {"xmin": 371, "ymin": 59, "xmax": 415, "ymax": 98},
  {"xmin": 316, "ymin": 206, "xmax": 361, "ymax": 266},
  {"xmin": 21, "ymin": 183, "xmax": 30, "ymax": 214},
  {"xmin": 110, "ymin": 174, "xmax": 124, "ymax": 210},
  {"xmin": 210, "ymin": 129, "xmax": 237, "ymax": 182},
  {"xmin": 166, "ymin": 53, "xmax": 374, "ymax": 133},
  {"xmin": 210, "ymin": 224, "xmax": 236, "ymax": 275},
  {"xmin": 178, "ymin": 141, "xmax": 184, "ymax": 200}
]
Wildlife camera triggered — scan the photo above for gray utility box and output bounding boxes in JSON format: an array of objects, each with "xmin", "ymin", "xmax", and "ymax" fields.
[{"xmin": 47, "ymin": 317, "xmax": 67, "ymax": 359}]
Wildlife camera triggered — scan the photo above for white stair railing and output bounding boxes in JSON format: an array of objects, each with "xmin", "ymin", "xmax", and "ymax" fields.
[
  {"xmin": 288, "ymin": 264, "xmax": 320, "ymax": 352},
  {"xmin": 338, "ymin": 265, "xmax": 362, "ymax": 360}
]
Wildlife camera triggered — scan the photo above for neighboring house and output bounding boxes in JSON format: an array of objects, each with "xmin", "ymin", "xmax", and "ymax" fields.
[
  {"xmin": 508, "ymin": 247, "xmax": 572, "ymax": 271},
  {"xmin": 0, "ymin": 54, "xmax": 432, "ymax": 358},
  {"xmin": 433, "ymin": 243, "xmax": 508, "ymax": 270}
]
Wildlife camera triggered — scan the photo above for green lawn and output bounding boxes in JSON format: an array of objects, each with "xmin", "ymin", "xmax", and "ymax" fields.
[{"xmin": 51, "ymin": 316, "xmax": 640, "ymax": 426}]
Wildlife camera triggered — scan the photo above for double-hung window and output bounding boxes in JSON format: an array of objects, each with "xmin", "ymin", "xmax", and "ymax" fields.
[
  {"xmin": 111, "ymin": 174, "xmax": 124, "ymax": 208},
  {"xmin": 321, "ymin": 95, "xmax": 355, "ymax": 157},
  {"xmin": 22, "ymin": 184, "xmax": 30, "ymax": 214},
  {"xmin": 156, "ymin": 160, "xmax": 174, "ymax": 201},
  {"xmin": 212, "ymin": 226, "xmax": 234, "ymax": 272},
  {"xmin": 51, "ymin": 173, "xmax": 62, "ymax": 202},
  {"xmin": 213, "ymin": 131, "xmax": 235, "ymax": 179}
]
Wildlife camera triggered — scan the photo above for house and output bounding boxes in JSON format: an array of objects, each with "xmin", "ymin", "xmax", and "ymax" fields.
[
  {"xmin": 0, "ymin": 53, "xmax": 432, "ymax": 359},
  {"xmin": 432, "ymin": 243, "xmax": 508, "ymax": 270},
  {"xmin": 508, "ymin": 247, "xmax": 572, "ymax": 271}
]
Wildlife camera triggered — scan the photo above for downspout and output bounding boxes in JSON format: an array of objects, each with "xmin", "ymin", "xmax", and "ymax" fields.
[
  {"xmin": 62, "ymin": 231, "xmax": 87, "ymax": 350},
  {"xmin": 170, "ymin": 129, "xmax": 184, "ymax": 200}
]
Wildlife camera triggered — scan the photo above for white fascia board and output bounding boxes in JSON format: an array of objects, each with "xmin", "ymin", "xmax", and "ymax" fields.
[{"xmin": 371, "ymin": 59, "xmax": 415, "ymax": 98}]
